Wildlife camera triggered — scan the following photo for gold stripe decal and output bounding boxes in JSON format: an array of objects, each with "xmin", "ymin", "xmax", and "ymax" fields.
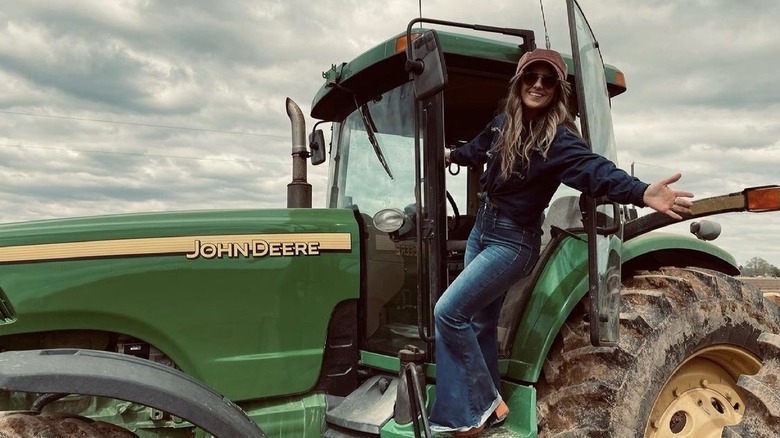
[{"xmin": 0, "ymin": 233, "xmax": 352, "ymax": 264}]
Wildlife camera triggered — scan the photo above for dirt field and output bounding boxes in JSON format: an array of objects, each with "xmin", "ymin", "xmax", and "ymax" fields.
[{"xmin": 738, "ymin": 277, "xmax": 780, "ymax": 294}]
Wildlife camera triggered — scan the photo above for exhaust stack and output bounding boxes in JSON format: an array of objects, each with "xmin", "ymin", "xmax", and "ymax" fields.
[{"xmin": 286, "ymin": 98, "xmax": 312, "ymax": 208}]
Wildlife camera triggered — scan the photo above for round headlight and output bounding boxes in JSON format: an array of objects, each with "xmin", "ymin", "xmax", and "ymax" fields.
[{"xmin": 373, "ymin": 208, "xmax": 407, "ymax": 233}]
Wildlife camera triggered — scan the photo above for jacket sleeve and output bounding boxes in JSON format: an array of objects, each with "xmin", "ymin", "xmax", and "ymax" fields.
[
  {"xmin": 549, "ymin": 126, "xmax": 649, "ymax": 207},
  {"xmin": 449, "ymin": 114, "xmax": 504, "ymax": 167}
]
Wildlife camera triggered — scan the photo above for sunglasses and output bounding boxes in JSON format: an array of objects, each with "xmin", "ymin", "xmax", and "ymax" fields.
[{"xmin": 520, "ymin": 71, "xmax": 559, "ymax": 88}]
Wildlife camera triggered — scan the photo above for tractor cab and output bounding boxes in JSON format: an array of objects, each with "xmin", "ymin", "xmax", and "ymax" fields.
[{"xmin": 310, "ymin": 16, "xmax": 627, "ymax": 362}]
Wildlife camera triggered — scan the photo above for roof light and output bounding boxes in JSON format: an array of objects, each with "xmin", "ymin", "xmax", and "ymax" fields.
[
  {"xmin": 746, "ymin": 185, "xmax": 780, "ymax": 212},
  {"xmin": 614, "ymin": 70, "xmax": 626, "ymax": 89},
  {"xmin": 394, "ymin": 33, "xmax": 422, "ymax": 54}
]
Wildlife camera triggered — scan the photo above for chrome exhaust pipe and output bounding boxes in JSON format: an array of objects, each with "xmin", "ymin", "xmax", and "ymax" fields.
[{"xmin": 285, "ymin": 98, "xmax": 312, "ymax": 208}]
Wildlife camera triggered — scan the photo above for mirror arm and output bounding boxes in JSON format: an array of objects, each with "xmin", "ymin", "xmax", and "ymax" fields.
[
  {"xmin": 405, "ymin": 59, "xmax": 425, "ymax": 75},
  {"xmin": 405, "ymin": 18, "xmax": 537, "ymax": 62}
]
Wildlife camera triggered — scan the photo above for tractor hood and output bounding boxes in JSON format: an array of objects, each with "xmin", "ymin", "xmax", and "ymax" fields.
[
  {"xmin": 0, "ymin": 208, "xmax": 361, "ymax": 402},
  {"xmin": 0, "ymin": 209, "xmax": 357, "ymax": 264}
]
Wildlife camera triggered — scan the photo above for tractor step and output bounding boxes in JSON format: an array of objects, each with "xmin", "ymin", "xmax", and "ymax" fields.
[
  {"xmin": 322, "ymin": 424, "xmax": 377, "ymax": 438},
  {"xmin": 325, "ymin": 375, "xmax": 398, "ymax": 435}
]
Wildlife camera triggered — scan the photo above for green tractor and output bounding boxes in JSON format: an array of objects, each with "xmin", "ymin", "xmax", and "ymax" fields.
[{"xmin": 1, "ymin": 1, "xmax": 779, "ymax": 436}]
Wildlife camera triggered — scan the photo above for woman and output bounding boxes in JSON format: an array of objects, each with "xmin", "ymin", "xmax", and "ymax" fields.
[{"xmin": 428, "ymin": 49, "xmax": 694, "ymax": 436}]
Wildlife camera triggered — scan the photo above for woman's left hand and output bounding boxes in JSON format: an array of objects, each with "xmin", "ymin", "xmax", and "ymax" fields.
[{"xmin": 643, "ymin": 173, "xmax": 694, "ymax": 220}]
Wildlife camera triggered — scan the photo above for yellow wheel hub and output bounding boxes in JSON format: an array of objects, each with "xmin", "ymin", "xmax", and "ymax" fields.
[{"xmin": 644, "ymin": 345, "xmax": 761, "ymax": 437}]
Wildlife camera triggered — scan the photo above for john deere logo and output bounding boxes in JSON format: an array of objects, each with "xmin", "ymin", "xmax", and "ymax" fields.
[
  {"xmin": 186, "ymin": 239, "xmax": 322, "ymax": 259},
  {"xmin": 0, "ymin": 233, "xmax": 351, "ymax": 264}
]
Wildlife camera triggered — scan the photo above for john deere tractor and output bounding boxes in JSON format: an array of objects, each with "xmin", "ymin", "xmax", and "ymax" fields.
[{"xmin": 1, "ymin": 1, "xmax": 779, "ymax": 436}]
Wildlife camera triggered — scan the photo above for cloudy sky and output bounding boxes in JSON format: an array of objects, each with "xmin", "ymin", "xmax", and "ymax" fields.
[{"xmin": 0, "ymin": 0, "xmax": 778, "ymax": 268}]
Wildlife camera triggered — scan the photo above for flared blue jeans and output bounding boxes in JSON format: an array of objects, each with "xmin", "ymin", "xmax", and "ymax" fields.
[{"xmin": 429, "ymin": 203, "xmax": 540, "ymax": 432}]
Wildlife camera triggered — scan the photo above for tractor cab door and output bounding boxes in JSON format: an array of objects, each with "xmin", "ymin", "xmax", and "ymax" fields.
[{"xmin": 567, "ymin": 0, "xmax": 623, "ymax": 346}]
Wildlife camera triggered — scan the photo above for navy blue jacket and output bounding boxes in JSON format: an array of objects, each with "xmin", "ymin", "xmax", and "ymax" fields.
[{"xmin": 449, "ymin": 114, "xmax": 648, "ymax": 233}]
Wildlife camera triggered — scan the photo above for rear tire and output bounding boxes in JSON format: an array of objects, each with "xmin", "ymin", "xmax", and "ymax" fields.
[
  {"xmin": 536, "ymin": 267, "xmax": 780, "ymax": 437},
  {"xmin": 722, "ymin": 332, "xmax": 780, "ymax": 438}
]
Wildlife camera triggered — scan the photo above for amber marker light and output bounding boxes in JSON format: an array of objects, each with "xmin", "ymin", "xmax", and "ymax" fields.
[
  {"xmin": 614, "ymin": 70, "xmax": 626, "ymax": 89},
  {"xmin": 395, "ymin": 32, "xmax": 422, "ymax": 54},
  {"xmin": 745, "ymin": 185, "xmax": 780, "ymax": 212}
]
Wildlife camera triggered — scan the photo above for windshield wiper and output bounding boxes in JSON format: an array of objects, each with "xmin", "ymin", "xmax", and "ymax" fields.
[{"xmin": 358, "ymin": 102, "xmax": 394, "ymax": 180}]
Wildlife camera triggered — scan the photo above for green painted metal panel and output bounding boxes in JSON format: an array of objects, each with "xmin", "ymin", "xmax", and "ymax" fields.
[
  {"xmin": 380, "ymin": 381, "xmax": 536, "ymax": 437},
  {"xmin": 499, "ymin": 381, "xmax": 537, "ymax": 437},
  {"xmin": 0, "ymin": 208, "xmax": 361, "ymax": 402},
  {"xmin": 505, "ymin": 231, "xmax": 738, "ymax": 382},
  {"xmin": 360, "ymin": 350, "xmax": 516, "ymax": 387},
  {"xmin": 239, "ymin": 393, "xmax": 327, "ymax": 438},
  {"xmin": 507, "ymin": 236, "xmax": 590, "ymax": 382},
  {"xmin": 380, "ymin": 385, "xmax": 436, "ymax": 438},
  {"xmin": 623, "ymin": 231, "xmax": 738, "ymax": 269}
]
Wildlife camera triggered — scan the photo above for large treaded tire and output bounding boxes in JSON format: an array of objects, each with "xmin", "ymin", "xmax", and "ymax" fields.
[
  {"xmin": 0, "ymin": 412, "xmax": 139, "ymax": 438},
  {"xmin": 536, "ymin": 267, "xmax": 780, "ymax": 437},
  {"xmin": 722, "ymin": 332, "xmax": 780, "ymax": 438}
]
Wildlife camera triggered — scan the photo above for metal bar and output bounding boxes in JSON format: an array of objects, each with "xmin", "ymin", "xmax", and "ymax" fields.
[
  {"xmin": 624, "ymin": 190, "xmax": 748, "ymax": 241},
  {"xmin": 407, "ymin": 363, "xmax": 432, "ymax": 437}
]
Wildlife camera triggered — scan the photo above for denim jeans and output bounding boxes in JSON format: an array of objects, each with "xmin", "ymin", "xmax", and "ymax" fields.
[{"xmin": 429, "ymin": 203, "xmax": 541, "ymax": 432}]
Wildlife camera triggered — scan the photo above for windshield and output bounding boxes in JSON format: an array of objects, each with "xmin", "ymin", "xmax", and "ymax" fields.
[{"xmin": 327, "ymin": 83, "xmax": 417, "ymax": 217}]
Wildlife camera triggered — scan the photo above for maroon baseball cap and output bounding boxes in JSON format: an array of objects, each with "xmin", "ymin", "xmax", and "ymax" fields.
[{"xmin": 515, "ymin": 49, "xmax": 567, "ymax": 81}]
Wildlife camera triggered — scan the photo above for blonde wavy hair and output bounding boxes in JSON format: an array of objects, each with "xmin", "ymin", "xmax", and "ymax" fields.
[{"xmin": 494, "ymin": 73, "xmax": 575, "ymax": 180}]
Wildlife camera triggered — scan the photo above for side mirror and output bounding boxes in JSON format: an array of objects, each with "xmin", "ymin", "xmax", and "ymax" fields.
[
  {"xmin": 406, "ymin": 30, "xmax": 448, "ymax": 100},
  {"xmin": 309, "ymin": 129, "xmax": 327, "ymax": 166}
]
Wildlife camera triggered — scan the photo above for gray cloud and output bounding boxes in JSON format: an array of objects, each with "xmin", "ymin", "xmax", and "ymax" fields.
[{"xmin": 0, "ymin": 0, "xmax": 778, "ymax": 268}]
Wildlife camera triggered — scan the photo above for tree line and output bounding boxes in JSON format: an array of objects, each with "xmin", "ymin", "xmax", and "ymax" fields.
[{"xmin": 740, "ymin": 257, "xmax": 780, "ymax": 277}]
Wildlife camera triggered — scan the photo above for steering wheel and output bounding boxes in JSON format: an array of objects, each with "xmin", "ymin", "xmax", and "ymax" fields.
[{"xmin": 446, "ymin": 190, "xmax": 460, "ymax": 232}]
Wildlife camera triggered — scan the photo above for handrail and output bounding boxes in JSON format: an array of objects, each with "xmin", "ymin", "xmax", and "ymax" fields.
[{"xmin": 404, "ymin": 362, "xmax": 432, "ymax": 438}]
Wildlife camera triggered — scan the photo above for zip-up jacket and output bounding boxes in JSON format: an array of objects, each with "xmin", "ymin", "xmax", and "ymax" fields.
[{"xmin": 449, "ymin": 113, "xmax": 649, "ymax": 233}]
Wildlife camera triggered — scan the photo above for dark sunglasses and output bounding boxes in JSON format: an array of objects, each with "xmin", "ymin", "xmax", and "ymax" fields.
[{"xmin": 520, "ymin": 71, "xmax": 559, "ymax": 88}]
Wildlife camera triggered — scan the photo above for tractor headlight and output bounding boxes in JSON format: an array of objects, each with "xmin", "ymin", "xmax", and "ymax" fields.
[{"xmin": 373, "ymin": 208, "xmax": 408, "ymax": 234}]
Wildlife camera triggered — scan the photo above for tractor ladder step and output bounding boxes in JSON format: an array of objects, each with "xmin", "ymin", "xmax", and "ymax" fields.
[{"xmin": 324, "ymin": 375, "xmax": 398, "ymax": 436}]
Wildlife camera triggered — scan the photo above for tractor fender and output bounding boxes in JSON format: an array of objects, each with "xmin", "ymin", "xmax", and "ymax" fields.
[
  {"xmin": 622, "ymin": 231, "xmax": 740, "ymax": 276},
  {"xmin": 0, "ymin": 348, "xmax": 266, "ymax": 438}
]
